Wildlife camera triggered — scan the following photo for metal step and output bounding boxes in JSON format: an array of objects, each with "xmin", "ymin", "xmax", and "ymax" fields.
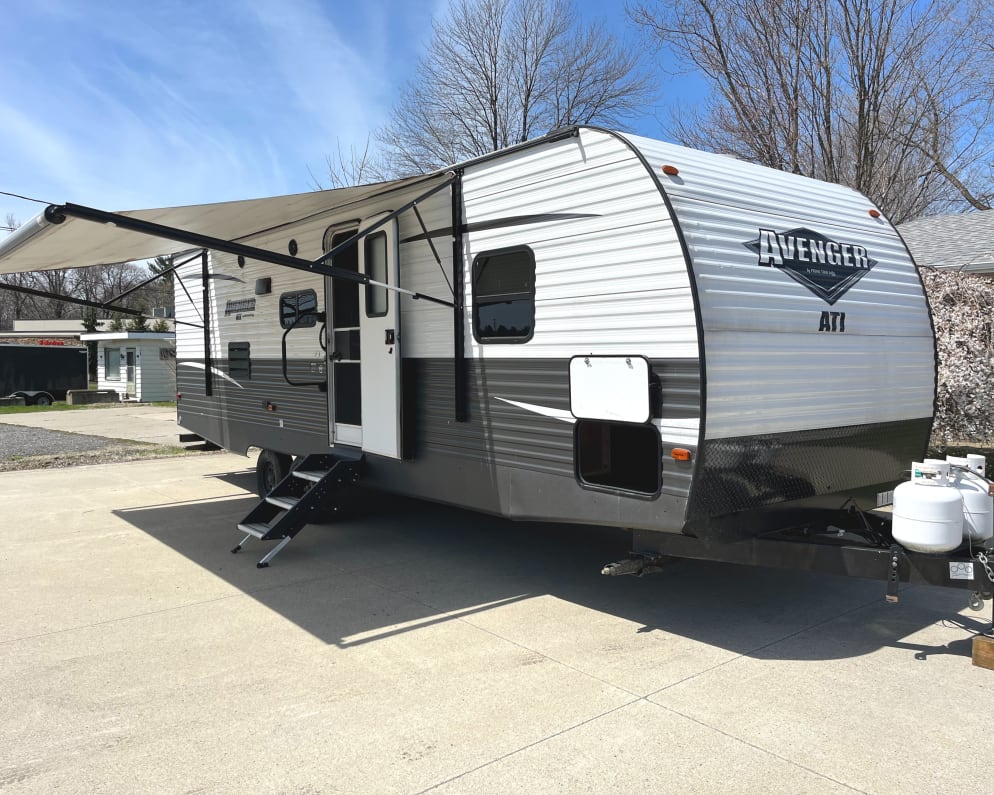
[
  {"xmin": 236, "ymin": 522, "xmax": 271, "ymax": 539},
  {"xmin": 265, "ymin": 495, "xmax": 299, "ymax": 510},
  {"xmin": 234, "ymin": 453, "xmax": 364, "ymax": 567},
  {"xmin": 293, "ymin": 469, "xmax": 330, "ymax": 483}
]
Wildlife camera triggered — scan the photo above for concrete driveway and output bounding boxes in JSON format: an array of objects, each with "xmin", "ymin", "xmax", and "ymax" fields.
[
  {"xmin": 1, "ymin": 453, "xmax": 991, "ymax": 794},
  {"xmin": 0, "ymin": 403, "xmax": 182, "ymax": 445}
]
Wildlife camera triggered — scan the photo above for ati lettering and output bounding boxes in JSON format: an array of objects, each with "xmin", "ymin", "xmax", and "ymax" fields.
[{"xmin": 819, "ymin": 311, "xmax": 846, "ymax": 332}]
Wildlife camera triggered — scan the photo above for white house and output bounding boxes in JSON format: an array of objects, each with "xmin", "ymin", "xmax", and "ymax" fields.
[{"xmin": 80, "ymin": 331, "xmax": 176, "ymax": 402}]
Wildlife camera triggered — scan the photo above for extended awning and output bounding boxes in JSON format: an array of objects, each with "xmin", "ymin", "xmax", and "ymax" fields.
[{"xmin": 0, "ymin": 173, "xmax": 444, "ymax": 274}]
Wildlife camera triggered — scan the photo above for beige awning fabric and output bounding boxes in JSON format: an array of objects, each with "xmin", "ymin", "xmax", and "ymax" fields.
[{"xmin": 0, "ymin": 174, "xmax": 437, "ymax": 274}]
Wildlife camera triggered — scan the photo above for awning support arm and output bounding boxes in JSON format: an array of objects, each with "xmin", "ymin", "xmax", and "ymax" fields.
[
  {"xmin": 412, "ymin": 203, "xmax": 453, "ymax": 296},
  {"xmin": 43, "ymin": 173, "xmax": 458, "ymax": 309},
  {"xmin": 108, "ymin": 249, "xmax": 201, "ymax": 306},
  {"xmin": 174, "ymin": 267, "xmax": 203, "ymax": 324},
  {"xmin": 313, "ymin": 174, "xmax": 456, "ymax": 269}
]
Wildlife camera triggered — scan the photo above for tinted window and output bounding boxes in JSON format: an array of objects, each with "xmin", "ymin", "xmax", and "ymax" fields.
[
  {"xmin": 229, "ymin": 341, "xmax": 251, "ymax": 379},
  {"xmin": 365, "ymin": 232, "xmax": 388, "ymax": 317},
  {"xmin": 473, "ymin": 247, "xmax": 535, "ymax": 343},
  {"xmin": 279, "ymin": 289, "xmax": 318, "ymax": 329}
]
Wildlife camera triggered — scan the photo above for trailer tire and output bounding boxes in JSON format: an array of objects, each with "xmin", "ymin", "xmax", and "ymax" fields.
[
  {"xmin": 256, "ymin": 449, "xmax": 293, "ymax": 497},
  {"xmin": 32, "ymin": 393, "xmax": 54, "ymax": 406}
]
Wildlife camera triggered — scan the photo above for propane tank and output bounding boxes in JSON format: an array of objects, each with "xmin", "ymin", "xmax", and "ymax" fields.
[
  {"xmin": 966, "ymin": 453, "xmax": 987, "ymax": 476},
  {"xmin": 892, "ymin": 462, "xmax": 964, "ymax": 553},
  {"xmin": 946, "ymin": 455, "xmax": 994, "ymax": 544}
]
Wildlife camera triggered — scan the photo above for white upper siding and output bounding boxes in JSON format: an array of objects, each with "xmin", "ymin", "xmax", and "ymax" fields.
[
  {"xmin": 627, "ymin": 134, "xmax": 934, "ymax": 439},
  {"xmin": 460, "ymin": 129, "xmax": 697, "ymax": 361}
]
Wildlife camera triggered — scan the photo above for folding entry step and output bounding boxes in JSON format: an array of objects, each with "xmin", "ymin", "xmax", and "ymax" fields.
[{"xmin": 233, "ymin": 452, "xmax": 364, "ymax": 568}]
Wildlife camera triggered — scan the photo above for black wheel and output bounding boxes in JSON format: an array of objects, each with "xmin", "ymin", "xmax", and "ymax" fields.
[
  {"xmin": 33, "ymin": 393, "xmax": 53, "ymax": 407},
  {"xmin": 256, "ymin": 449, "xmax": 293, "ymax": 497}
]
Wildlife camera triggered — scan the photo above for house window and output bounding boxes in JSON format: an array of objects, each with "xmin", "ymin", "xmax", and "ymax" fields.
[
  {"xmin": 365, "ymin": 232, "xmax": 388, "ymax": 317},
  {"xmin": 104, "ymin": 347, "xmax": 121, "ymax": 380},
  {"xmin": 472, "ymin": 247, "xmax": 535, "ymax": 343}
]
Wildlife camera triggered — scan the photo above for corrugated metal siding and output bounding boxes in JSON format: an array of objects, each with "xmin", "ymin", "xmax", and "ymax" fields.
[
  {"xmin": 174, "ymin": 260, "xmax": 206, "ymax": 360},
  {"xmin": 176, "ymin": 359, "xmax": 327, "ymax": 452},
  {"xmin": 397, "ymin": 192, "xmax": 456, "ymax": 358},
  {"xmin": 461, "ymin": 129, "xmax": 700, "ymax": 362},
  {"xmin": 409, "ymin": 357, "xmax": 694, "ymax": 502},
  {"xmin": 627, "ymin": 134, "xmax": 935, "ymax": 440}
]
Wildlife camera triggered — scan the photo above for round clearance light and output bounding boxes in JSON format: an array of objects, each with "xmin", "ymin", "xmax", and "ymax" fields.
[
  {"xmin": 869, "ymin": 209, "xmax": 881, "ymax": 218},
  {"xmin": 662, "ymin": 164, "xmax": 680, "ymax": 176}
]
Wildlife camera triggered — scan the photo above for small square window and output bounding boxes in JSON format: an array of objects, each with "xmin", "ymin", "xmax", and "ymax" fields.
[{"xmin": 472, "ymin": 247, "xmax": 535, "ymax": 343}]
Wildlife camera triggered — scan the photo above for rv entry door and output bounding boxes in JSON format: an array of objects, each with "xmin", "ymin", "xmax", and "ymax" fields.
[
  {"xmin": 323, "ymin": 216, "xmax": 402, "ymax": 458},
  {"xmin": 357, "ymin": 214, "xmax": 401, "ymax": 458},
  {"xmin": 324, "ymin": 224, "xmax": 362, "ymax": 447}
]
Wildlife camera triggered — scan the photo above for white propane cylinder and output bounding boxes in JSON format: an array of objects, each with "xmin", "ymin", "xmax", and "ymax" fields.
[
  {"xmin": 966, "ymin": 453, "xmax": 987, "ymax": 476},
  {"xmin": 892, "ymin": 462, "xmax": 964, "ymax": 553},
  {"xmin": 949, "ymin": 467, "xmax": 994, "ymax": 543}
]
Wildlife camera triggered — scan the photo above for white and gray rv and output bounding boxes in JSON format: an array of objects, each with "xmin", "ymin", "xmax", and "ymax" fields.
[{"xmin": 1, "ymin": 126, "xmax": 991, "ymax": 602}]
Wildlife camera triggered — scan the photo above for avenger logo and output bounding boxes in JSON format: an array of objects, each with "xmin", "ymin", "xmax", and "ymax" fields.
[{"xmin": 744, "ymin": 228, "xmax": 877, "ymax": 305}]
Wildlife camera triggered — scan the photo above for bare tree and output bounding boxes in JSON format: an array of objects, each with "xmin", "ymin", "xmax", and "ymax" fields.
[
  {"xmin": 315, "ymin": 135, "xmax": 383, "ymax": 189},
  {"xmin": 629, "ymin": 0, "xmax": 994, "ymax": 222},
  {"xmin": 375, "ymin": 0, "xmax": 655, "ymax": 176}
]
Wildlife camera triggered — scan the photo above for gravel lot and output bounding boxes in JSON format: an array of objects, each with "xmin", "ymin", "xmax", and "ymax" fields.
[{"xmin": 0, "ymin": 423, "xmax": 117, "ymax": 457}]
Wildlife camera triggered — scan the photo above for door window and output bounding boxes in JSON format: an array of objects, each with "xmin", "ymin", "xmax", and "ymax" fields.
[{"xmin": 365, "ymin": 232, "xmax": 388, "ymax": 317}]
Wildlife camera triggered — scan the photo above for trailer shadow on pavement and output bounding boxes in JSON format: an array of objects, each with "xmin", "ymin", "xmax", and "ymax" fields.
[{"xmin": 113, "ymin": 482, "xmax": 987, "ymax": 667}]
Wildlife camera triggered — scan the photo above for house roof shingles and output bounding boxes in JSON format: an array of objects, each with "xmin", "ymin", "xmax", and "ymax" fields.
[{"xmin": 898, "ymin": 210, "xmax": 994, "ymax": 273}]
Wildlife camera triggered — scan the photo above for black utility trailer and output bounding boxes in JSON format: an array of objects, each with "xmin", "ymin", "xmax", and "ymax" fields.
[{"xmin": 0, "ymin": 343, "xmax": 88, "ymax": 405}]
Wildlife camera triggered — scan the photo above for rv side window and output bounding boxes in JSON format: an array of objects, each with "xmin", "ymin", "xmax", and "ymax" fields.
[
  {"xmin": 365, "ymin": 232, "xmax": 388, "ymax": 318},
  {"xmin": 279, "ymin": 290, "xmax": 319, "ymax": 330},
  {"xmin": 472, "ymin": 247, "xmax": 535, "ymax": 343},
  {"xmin": 229, "ymin": 342, "xmax": 251, "ymax": 379},
  {"xmin": 104, "ymin": 347, "xmax": 121, "ymax": 380}
]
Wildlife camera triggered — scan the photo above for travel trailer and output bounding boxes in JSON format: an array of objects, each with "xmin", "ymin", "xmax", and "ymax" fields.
[{"xmin": 1, "ymin": 126, "xmax": 991, "ymax": 606}]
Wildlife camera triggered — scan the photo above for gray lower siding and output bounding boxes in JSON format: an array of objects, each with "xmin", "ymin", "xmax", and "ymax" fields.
[{"xmin": 176, "ymin": 356, "xmax": 701, "ymax": 535}]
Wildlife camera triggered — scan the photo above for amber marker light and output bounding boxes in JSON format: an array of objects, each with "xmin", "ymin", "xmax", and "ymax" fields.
[
  {"xmin": 671, "ymin": 448, "xmax": 692, "ymax": 461},
  {"xmin": 662, "ymin": 164, "xmax": 680, "ymax": 176},
  {"xmin": 869, "ymin": 209, "xmax": 881, "ymax": 218}
]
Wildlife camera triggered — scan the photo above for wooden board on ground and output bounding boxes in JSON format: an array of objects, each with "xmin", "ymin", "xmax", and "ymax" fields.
[{"xmin": 973, "ymin": 634, "xmax": 994, "ymax": 670}]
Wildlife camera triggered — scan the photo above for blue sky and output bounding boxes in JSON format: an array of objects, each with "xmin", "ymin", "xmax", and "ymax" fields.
[{"xmin": 0, "ymin": 0, "xmax": 683, "ymax": 231}]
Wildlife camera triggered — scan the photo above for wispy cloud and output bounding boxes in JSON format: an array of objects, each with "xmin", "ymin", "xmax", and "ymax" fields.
[{"xmin": 0, "ymin": 0, "xmax": 438, "ymax": 226}]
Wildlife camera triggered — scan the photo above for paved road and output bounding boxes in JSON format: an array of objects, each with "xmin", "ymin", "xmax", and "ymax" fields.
[{"xmin": 1, "ymin": 453, "xmax": 991, "ymax": 794}]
